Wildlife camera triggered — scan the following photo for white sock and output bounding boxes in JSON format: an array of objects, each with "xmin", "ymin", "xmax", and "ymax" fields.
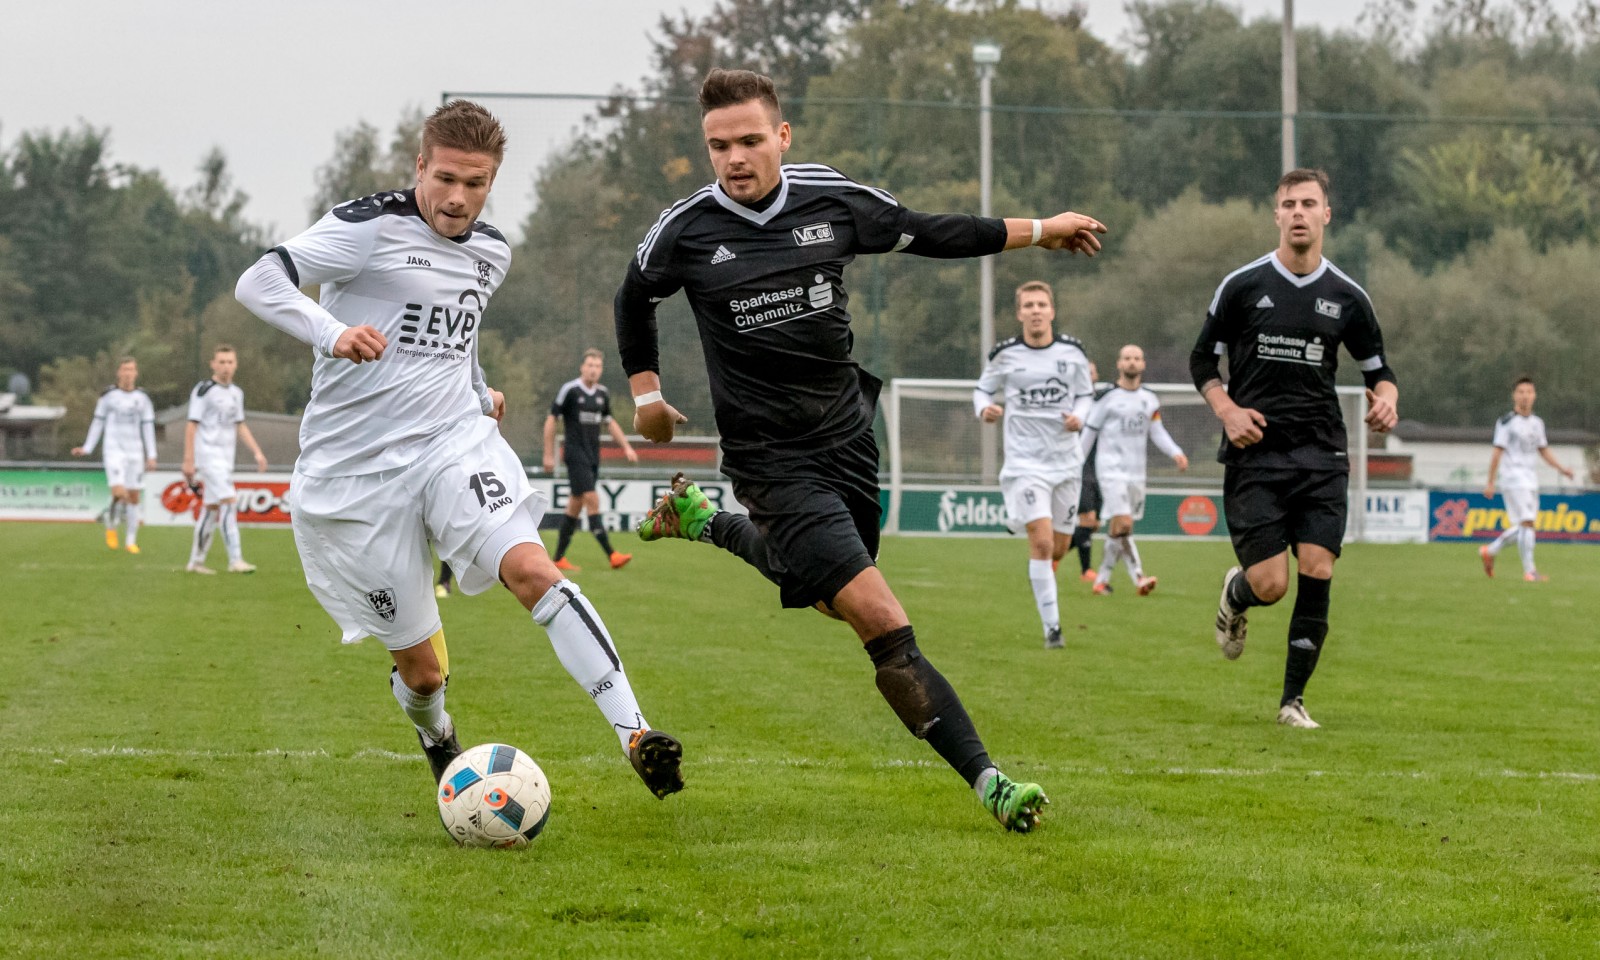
[
  {"xmin": 1518, "ymin": 525, "xmax": 1536, "ymax": 574},
  {"xmin": 220, "ymin": 502, "xmax": 243, "ymax": 563},
  {"xmin": 1119, "ymin": 535, "xmax": 1143, "ymax": 580},
  {"xmin": 124, "ymin": 501, "xmax": 141, "ymax": 546},
  {"xmin": 190, "ymin": 508, "xmax": 217, "ymax": 565},
  {"xmin": 531, "ymin": 579, "xmax": 647, "ymax": 751},
  {"xmin": 973, "ymin": 765, "xmax": 1000, "ymax": 800},
  {"xmin": 391, "ymin": 669, "xmax": 452, "ymax": 743},
  {"xmin": 1097, "ymin": 537, "xmax": 1121, "ymax": 584},
  {"xmin": 1487, "ymin": 526, "xmax": 1518, "ymax": 556},
  {"xmin": 1027, "ymin": 558, "xmax": 1058, "ymax": 634}
]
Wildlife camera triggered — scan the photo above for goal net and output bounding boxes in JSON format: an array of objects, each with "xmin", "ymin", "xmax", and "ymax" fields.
[{"xmin": 882, "ymin": 379, "xmax": 1370, "ymax": 539}]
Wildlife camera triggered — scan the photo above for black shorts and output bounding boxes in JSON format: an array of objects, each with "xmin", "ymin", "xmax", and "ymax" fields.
[
  {"xmin": 1077, "ymin": 472, "xmax": 1102, "ymax": 517},
  {"xmin": 565, "ymin": 460, "xmax": 598, "ymax": 496},
  {"xmin": 726, "ymin": 429, "xmax": 881, "ymax": 610},
  {"xmin": 1224, "ymin": 467, "xmax": 1347, "ymax": 569}
]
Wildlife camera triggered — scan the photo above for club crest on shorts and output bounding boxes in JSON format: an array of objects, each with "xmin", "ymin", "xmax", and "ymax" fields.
[{"xmin": 366, "ymin": 588, "xmax": 398, "ymax": 622}]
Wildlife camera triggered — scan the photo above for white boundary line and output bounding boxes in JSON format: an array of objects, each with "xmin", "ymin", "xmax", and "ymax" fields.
[{"xmin": 12, "ymin": 747, "xmax": 1599, "ymax": 782}]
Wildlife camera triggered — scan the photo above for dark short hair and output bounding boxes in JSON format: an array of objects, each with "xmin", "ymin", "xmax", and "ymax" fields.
[
  {"xmin": 213, "ymin": 344, "xmax": 236, "ymax": 356},
  {"xmin": 699, "ymin": 69, "xmax": 783, "ymax": 122},
  {"xmin": 1276, "ymin": 168, "xmax": 1330, "ymax": 201},
  {"xmin": 423, "ymin": 99, "xmax": 508, "ymax": 166},
  {"xmin": 1514, "ymin": 376, "xmax": 1536, "ymax": 388}
]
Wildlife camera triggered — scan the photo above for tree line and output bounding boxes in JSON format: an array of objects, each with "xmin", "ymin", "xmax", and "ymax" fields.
[{"xmin": 5, "ymin": 0, "xmax": 1599, "ymax": 459}]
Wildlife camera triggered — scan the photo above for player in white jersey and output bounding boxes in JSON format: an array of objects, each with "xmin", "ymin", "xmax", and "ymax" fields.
[
  {"xmin": 72, "ymin": 357, "xmax": 157, "ymax": 553},
  {"xmin": 234, "ymin": 100, "xmax": 683, "ymax": 800},
  {"xmin": 1080, "ymin": 345, "xmax": 1189, "ymax": 596},
  {"xmin": 182, "ymin": 345, "xmax": 268, "ymax": 574},
  {"xmin": 974, "ymin": 280, "xmax": 1094, "ymax": 649},
  {"xmin": 1479, "ymin": 377, "xmax": 1575, "ymax": 581}
]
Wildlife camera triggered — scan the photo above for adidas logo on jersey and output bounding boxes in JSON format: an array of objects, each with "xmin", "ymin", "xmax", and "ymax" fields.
[
  {"xmin": 710, "ymin": 245, "xmax": 736, "ymax": 264},
  {"xmin": 1256, "ymin": 295, "xmax": 1274, "ymax": 308}
]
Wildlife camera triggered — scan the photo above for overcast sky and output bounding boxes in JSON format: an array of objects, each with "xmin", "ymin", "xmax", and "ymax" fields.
[{"xmin": 4, "ymin": 1, "xmax": 1400, "ymax": 240}]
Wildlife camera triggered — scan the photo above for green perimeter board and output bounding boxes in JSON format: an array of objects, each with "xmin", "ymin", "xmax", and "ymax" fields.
[{"xmin": 886, "ymin": 486, "xmax": 1228, "ymax": 536}]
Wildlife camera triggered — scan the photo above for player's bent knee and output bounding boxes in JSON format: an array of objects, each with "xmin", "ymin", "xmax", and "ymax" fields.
[{"xmin": 499, "ymin": 543, "xmax": 560, "ymax": 603}]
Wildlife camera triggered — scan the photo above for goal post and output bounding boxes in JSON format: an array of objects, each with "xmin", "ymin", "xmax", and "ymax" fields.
[{"xmin": 883, "ymin": 379, "xmax": 1369, "ymax": 539}]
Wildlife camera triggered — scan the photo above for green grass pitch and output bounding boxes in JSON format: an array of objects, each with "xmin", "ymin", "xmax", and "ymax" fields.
[{"xmin": 3, "ymin": 522, "xmax": 1597, "ymax": 958}]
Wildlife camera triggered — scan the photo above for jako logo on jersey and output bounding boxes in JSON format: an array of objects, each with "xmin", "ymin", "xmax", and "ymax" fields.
[
  {"xmin": 807, "ymin": 274, "xmax": 834, "ymax": 309},
  {"xmin": 1256, "ymin": 295, "xmax": 1274, "ymax": 308},
  {"xmin": 1314, "ymin": 297, "xmax": 1342, "ymax": 319},
  {"xmin": 406, "ymin": 256, "xmax": 432, "ymax": 267},
  {"xmin": 711, "ymin": 245, "xmax": 736, "ymax": 264},
  {"xmin": 366, "ymin": 588, "xmax": 397, "ymax": 622},
  {"xmin": 792, "ymin": 222, "xmax": 834, "ymax": 246}
]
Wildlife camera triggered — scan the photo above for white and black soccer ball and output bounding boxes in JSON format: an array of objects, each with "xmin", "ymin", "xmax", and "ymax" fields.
[{"xmin": 436, "ymin": 743, "xmax": 551, "ymax": 849}]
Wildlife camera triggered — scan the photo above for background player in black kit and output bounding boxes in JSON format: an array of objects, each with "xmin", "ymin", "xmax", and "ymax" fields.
[
  {"xmin": 1069, "ymin": 363, "xmax": 1113, "ymax": 582},
  {"xmin": 1190, "ymin": 168, "xmax": 1399, "ymax": 730},
  {"xmin": 614, "ymin": 68, "xmax": 1107, "ymax": 832},
  {"xmin": 543, "ymin": 348, "xmax": 639, "ymax": 573}
]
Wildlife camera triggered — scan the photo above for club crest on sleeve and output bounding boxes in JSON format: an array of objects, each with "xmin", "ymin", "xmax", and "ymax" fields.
[
  {"xmin": 792, "ymin": 222, "xmax": 834, "ymax": 246},
  {"xmin": 366, "ymin": 588, "xmax": 397, "ymax": 622},
  {"xmin": 474, "ymin": 260, "xmax": 493, "ymax": 289},
  {"xmin": 1314, "ymin": 298, "xmax": 1342, "ymax": 319}
]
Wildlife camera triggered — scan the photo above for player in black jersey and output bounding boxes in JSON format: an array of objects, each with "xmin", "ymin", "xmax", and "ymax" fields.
[
  {"xmin": 1189, "ymin": 168, "xmax": 1399, "ymax": 729},
  {"xmin": 542, "ymin": 348, "xmax": 639, "ymax": 573},
  {"xmin": 614, "ymin": 68, "xmax": 1107, "ymax": 832},
  {"xmin": 1069, "ymin": 365, "xmax": 1113, "ymax": 582}
]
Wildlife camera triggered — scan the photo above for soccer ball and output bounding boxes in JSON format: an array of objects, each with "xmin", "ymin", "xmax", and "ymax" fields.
[{"xmin": 436, "ymin": 743, "xmax": 551, "ymax": 849}]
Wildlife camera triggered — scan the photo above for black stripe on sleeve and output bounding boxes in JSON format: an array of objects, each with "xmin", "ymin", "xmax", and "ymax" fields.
[{"xmin": 271, "ymin": 246, "xmax": 299, "ymax": 287}]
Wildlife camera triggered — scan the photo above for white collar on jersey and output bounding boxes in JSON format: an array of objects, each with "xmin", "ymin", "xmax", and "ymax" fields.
[
  {"xmin": 711, "ymin": 170, "xmax": 791, "ymax": 225},
  {"xmin": 1268, "ymin": 250, "xmax": 1329, "ymax": 287}
]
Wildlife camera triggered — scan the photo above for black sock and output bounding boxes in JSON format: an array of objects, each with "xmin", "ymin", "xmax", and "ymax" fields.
[
  {"xmin": 864, "ymin": 626, "xmax": 993, "ymax": 787},
  {"xmin": 588, "ymin": 514, "xmax": 615, "ymax": 556},
  {"xmin": 554, "ymin": 514, "xmax": 579, "ymax": 561},
  {"xmin": 436, "ymin": 563, "xmax": 453, "ymax": 587},
  {"xmin": 1071, "ymin": 526, "xmax": 1093, "ymax": 572},
  {"xmin": 1227, "ymin": 570, "xmax": 1269, "ymax": 610},
  {"xmin": 709, "ymin": 512, "xmax": 780, "ymax": 586},
  {"xmin": 1282, "ymin": 574, "xmax": 1331, "ymax": 706}
]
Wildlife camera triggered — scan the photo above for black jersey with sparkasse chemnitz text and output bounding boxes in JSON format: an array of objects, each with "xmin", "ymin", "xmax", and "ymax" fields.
[
  {"xmin": 1193, "ymin": 252, "xmax": 1395, "ymax": 471},
  {"xmin": 615, "ymin": 164, "xmax": 1004, "ymax": 470}
]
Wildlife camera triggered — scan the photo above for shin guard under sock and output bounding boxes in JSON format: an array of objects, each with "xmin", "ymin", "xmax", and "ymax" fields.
[{"xmin": 864, "ymin": 626, "xmax": 992, "ymax": 786}]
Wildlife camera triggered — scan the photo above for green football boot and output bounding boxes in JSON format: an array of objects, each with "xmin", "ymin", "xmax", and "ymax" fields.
[
  {"xmin": 981, "ymin": 772, "xmax": 1049, "ymax": 833},
  {"xmin": 638, "ymin": 472, "xmax": 718, "ymax": 542}
]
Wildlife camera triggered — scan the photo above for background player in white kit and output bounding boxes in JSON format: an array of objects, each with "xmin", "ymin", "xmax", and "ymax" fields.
[
  {"xmin": 182, "ymin": 345, "xmax": 268, "ymax": 573},
  {"xmin": 974, "ymin": 280, "xmax": 1094, "ymax": 650},
  {"xmin": 1479, "ymin": 377, "xmax": 1575, "ymax": 581},
  {"xmin": 1080, "ymin": 344, "xmax": 1188, "ymax": 596},
  {"xmin": 72, "ymin": 357, "xmax": 156, "ymax": 553},
  {"xmin": 234, "ymin": 100, "xmax": 683, "ymax": 798}
]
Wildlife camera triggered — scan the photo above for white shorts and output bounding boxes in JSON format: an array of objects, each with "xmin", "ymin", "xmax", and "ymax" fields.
[
  {"xmin": 104, "ymin": 454, "xmax": 145, "ymax": 491},
  {"xmin": 290, "ymin": 416, "xmax": 546, "ymax": 650},
  {"xmin": 196, "ymin": 461, "xmax": 236, "ymax": 505},
  {"xmin": 1100, "ymin": 477, "xmax": 1147, "ymax": 522},
  {"xmin": 1001, "ymin": 474, "xmax": 1080, "ymax": 534},
  {"xmin": 1502, "ymin": 486, "xmax": 1539, "ymax": 526}
]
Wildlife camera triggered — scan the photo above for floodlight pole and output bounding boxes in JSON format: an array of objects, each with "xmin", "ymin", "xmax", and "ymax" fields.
[
  {"xmin": 974, "ymin": 40, "xmax": 1002, "ymax": 483},
  {"xmin": 1282, "ymin": 0, "xmax": 1297, "ymax": 172}
]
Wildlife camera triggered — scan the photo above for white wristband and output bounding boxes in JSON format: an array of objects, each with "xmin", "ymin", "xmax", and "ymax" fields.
[
  {"xmin": 1030, "ymin": 219, "xmax": 1043, "ymax": 246},
  {"xmin": 633, "ymin": 390, "xmax": 663, "ymax": 406}
]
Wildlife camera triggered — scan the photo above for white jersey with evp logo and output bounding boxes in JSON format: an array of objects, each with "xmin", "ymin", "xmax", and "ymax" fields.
[
  {"xmin": 1492, "ymin": 411, "xmax": 1549, "ymax": 490},
  {"xmin": 1084, "ymin": 386, "xmax": 1183, "ymax": 483},
  {"xmin": 250, "ymin": 189, "xmax": 511, "ymax": 478},
  {"xmin": 83, "ymin": 387, "xmax": 157, "ymax": 461},
  {"xmin": 187, "ymin": 380, "xmax": 246, "ymax": 468},
  {"xmin": 974, "ymin": 335, "xmax": 1094, "ymax": 483}
]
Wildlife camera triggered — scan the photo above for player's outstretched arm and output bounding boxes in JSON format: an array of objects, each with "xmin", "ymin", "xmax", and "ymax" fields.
[{"xmin": 1002, "ymin": 213, "xmax": 1108, "ymax": 255}]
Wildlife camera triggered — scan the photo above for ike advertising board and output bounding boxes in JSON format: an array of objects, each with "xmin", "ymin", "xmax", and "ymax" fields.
[
  {"xmin": 1428, "ymin": 490, "xmax": 1600, "ymax": 544},
  {"xmin": 889, "ymin": 486, "xmax": 1229, "ymax": 537}
]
